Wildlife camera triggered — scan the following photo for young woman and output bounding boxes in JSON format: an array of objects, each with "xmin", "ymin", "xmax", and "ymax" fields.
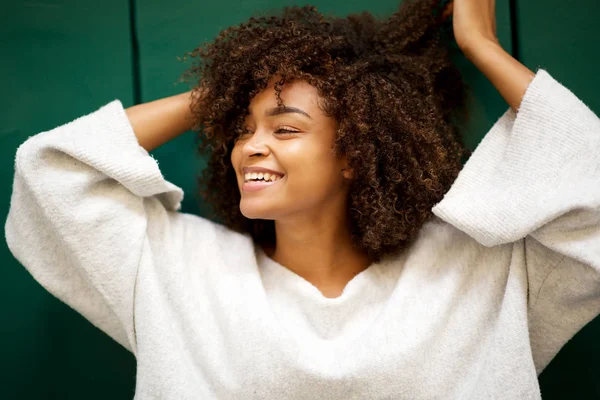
[{"xmin": 6, "ymin": 0, "xmax": 600, "ymax": 398}]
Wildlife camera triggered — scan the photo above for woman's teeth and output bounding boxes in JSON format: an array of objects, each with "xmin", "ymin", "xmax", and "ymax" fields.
[{"xmin": 244, "ymin": 172, "xmax": 283, "ymax": 182}]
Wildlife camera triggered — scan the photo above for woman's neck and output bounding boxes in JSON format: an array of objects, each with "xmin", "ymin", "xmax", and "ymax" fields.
[{"xmin": 267, "ymin": 215, "xmax": 372, "ymax": 298}]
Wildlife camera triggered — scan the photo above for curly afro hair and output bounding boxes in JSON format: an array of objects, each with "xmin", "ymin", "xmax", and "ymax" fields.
[{"xmin": 182, "ymin": 0, "xmax": 472, "ymax": 262}]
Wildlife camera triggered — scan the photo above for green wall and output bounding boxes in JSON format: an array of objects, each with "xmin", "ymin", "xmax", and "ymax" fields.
[
  {"xmin": 0, "ymin": 2, "xmax": 137, "ymax": 399},
  {"xmin": 1, "ymin": 1, "xmax": 598, "ymax": 398}
]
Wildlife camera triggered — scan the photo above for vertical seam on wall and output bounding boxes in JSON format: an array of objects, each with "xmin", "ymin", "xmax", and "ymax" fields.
[
  {"xmin": 129, "ymin": 0, "xmax": 142, "ymax": 104},
  {"xmin": 509, "ymin": 0, "xmax": 520, "ymax": 60}
]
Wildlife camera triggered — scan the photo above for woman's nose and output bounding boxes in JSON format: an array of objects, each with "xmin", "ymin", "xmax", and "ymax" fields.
[{"xmin": 242, "ymin": 130, "xmax": 271, "ymax": 157}]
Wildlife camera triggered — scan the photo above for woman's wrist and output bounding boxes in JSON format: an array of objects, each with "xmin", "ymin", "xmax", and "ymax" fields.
[
  {"xmin": 459, "ymin": 35, "xmax": 501, "ymax": 64},
  {"xmin": 177, "ymin": 90, "xmax": 196, "ymax": 132}
]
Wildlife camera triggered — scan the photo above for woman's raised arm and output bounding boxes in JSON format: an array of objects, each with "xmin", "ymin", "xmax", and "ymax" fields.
[
  {"xmin": 447, "ymin": 0, "xmax": 535, "ymax": 112},
  {"xmin": 125, "ymin": 90, "xmax": 197, "ymax": 152},
  {"xmin": 5, "ymin": 93, "xmax": 196, "ymax": 353}
]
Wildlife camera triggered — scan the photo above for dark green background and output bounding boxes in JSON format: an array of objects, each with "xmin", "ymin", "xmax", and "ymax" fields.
[{"xmin": 1, "ymin": 1, "xmax": 598, "ymax": 398}]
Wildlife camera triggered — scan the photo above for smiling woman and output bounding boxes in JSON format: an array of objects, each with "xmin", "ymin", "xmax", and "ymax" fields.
[
  {"xmin": 6, "ymin": 0, "xmax": 600, "ymax": 399},
  {"xmin": 231, "ymin": 77, "xmax": 353, "ymax": 249},
  {"xmin": 230, "ymin": 77, "xmax": 366, "ymax": 273}
]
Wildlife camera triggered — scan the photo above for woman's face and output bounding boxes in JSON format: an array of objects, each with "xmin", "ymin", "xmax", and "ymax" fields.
[{"xmin": 230, "ymin": 77, "xmax": 350, "ymax": 221}]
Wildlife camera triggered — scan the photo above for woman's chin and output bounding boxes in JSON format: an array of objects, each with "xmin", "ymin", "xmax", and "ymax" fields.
[{"xmin": 239, "ymin": 203, "xmax": 275, "ymax": 220}]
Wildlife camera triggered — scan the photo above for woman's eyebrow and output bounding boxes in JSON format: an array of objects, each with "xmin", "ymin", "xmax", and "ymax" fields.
[{"xmin": 264, "ymin": 106, "xmax": 312, "ymax": 119}]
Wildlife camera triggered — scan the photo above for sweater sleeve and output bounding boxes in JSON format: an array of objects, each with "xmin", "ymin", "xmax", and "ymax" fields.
[
  {"xmin": 431, "ymin": 69, "xmax": 600, "ymax": 375},
  {"xmin": 5, "ymin": 100, "xmax": 184, "ymax": 354}
]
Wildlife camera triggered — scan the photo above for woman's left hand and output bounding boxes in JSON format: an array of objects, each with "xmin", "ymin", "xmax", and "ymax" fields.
[{"xmin": 442, "ymin": 0, "xmax": 499, "ymax": 56}]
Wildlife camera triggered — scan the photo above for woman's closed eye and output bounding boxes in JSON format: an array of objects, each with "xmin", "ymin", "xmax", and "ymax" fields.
[
  {"xmin": 238, "ymin": 126, "xmax": 300, "ymax": 136},
  {"xmin": 275, "ymin": 127, "xmax": 300, "ymax": 134}
]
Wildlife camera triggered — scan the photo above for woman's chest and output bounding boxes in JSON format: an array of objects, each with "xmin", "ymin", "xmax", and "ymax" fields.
[{"xmin": 132, "ymin": 230, "xmax": 537, "ymax": 399}]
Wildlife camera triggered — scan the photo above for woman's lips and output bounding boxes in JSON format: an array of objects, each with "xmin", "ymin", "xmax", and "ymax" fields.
[{"xmin": 242, "ymin": 177, "xmax": 283, "ymax": 192}]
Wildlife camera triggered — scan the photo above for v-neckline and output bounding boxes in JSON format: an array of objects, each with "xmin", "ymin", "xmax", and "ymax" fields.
[
  {"xmin": 255, "ymin": 246, "xmax": 405, "ymax": 352},
  {"xmin": 258, "ymin": 246, "xmax": 377, "ymax": 301}
]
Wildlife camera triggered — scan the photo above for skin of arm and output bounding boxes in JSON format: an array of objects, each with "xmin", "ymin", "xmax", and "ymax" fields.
[
  {"xmin": 125, "ymin": 90, "xmax": 196, "ymax": 152},
  {"xmin": 448, "ymin": 0, "xmax": 535, "ymax": 112},
  {"xmin": 462, "ymin": 38, "xmax": 536, "ymax": 113}
]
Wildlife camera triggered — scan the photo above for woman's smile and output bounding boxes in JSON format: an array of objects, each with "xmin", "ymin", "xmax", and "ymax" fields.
[
  {"xmin": 242, "ymin": 176, "xmax": 285, "ymax": 192},
  {"xmin": 241, "ymin": 166, "xmax": 286, "ymax": 192}
]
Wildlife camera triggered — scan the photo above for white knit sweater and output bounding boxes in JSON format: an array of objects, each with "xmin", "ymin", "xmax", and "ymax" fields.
[{"xmin": 6, "ymin": 69, "xmax": 600, "ymax": 399}]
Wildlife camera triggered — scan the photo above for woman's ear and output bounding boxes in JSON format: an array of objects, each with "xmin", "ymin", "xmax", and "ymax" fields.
[
  {"xmin": 342, "ymin": 167, "xmax": 354, "ymax": 180},
  {"xmin": 341, "ymin": 157, "xmax": 354, "ymax": 180}
]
